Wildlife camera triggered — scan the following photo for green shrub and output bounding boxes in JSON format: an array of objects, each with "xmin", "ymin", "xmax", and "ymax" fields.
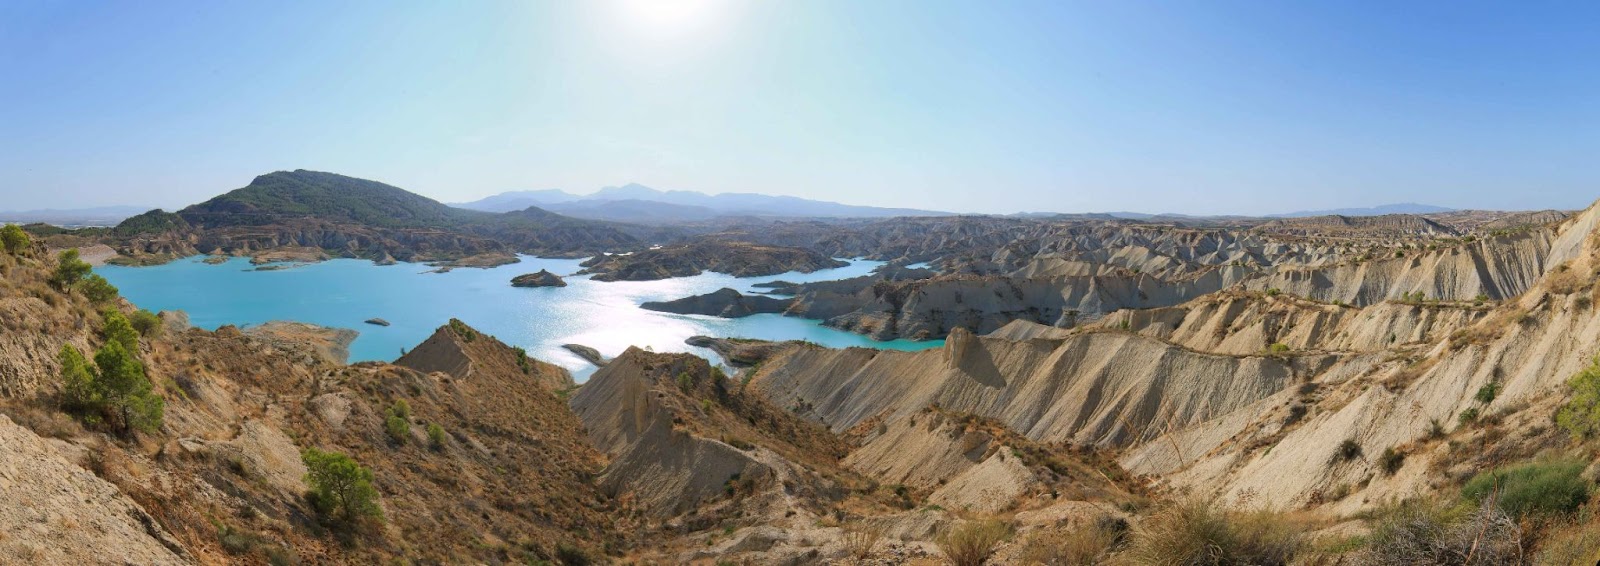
[
  {"xmin": 1474, "ymin": 381, "xmax": 1501, "ymax": 404},
  {"xmin": 1461, "ymin": 459, "xmax": 1591, "ymax": 518},
  {"xmin": 426, "ymin": 422, "xmax": 446, "ymax": 448},
  {"xmin": 1, "ymin": 224, "xmax": 30, "ymax": 254},
  {"xmin": 50, "ymin": 249, "xmax": 92, "ymax": 290},
  {"xmin": 677, "ymin": 371, "xmax": 695, "ymax": 393},
  {"xmin": 385, "ymin": 414, "xmax": 409, "ymax": 444},
  {"xmin": 1265, "ymin": 288, "xmax": 1282, "ymax": 297},
  {"xmin": 936, "ymin": 519, "xmax": 1011, "ymax": 566},
  {"xmin": 77, "ymin": 274, "xmax": 119, "ymax": 304},
  {"xmin": 1267, "ymin": 343, "xmax": 1291, "ymax": 355},
  {"xmin": 101, "ymin": 309, "xmax": 140, "ymax": 353},
  {"xmin": 1458, "ymin": 407, "xmax": 1479, "ymax": 425},
  {"xmin": 302, "ymin": 447, "xmax": 383, "ymax": 525},
  {"xmin": 129, "ymin": 309, "xmax": 162, "ymax": 336},
  {"xmin": 1380, "ymin": 447, "xmax": 1405, "ymax": 476},
  {"xmin": 1556, "ymin": 357, "xmax": 1600, "ymax": 439}
]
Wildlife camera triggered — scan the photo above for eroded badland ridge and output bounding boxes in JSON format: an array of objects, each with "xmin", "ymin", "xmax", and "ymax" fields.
[{"xmin": 4, "ymin": 175, "xmax": 1600, "ymax": 564}]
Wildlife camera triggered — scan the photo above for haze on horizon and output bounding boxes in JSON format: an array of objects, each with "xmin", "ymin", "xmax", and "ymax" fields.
[{"xmin": 3, "ymin": 0, "xmax": 1598, "ymax": 216}]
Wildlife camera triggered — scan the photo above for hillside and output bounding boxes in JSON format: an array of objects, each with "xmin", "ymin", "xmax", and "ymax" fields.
[{"xmin": 98, "ymin": 170, "xmax": 645, "ymax": 264}]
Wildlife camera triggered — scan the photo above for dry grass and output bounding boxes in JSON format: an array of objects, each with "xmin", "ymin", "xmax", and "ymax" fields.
[
  {"xmin": 1017, "ymin": 516, "xmax": 1127, "ymax": 565},
  {"xmin": 1357, "ymin": 498, "xmax": 1524, "ymax": 566},
  {"xmin": 1536, "ymin": 517, "xmax": 1600, "ymax": 565},
  {"xmin": 1123, "ymin": 499, "xmax": 1307, "ymax": 566},
  {"xmin": 937, "ymin": 519, "xmax": 1012, "ymax": 566},
  {"xmin": 842, "ymin": 520, "xmax": 886, "ymax": 563}
]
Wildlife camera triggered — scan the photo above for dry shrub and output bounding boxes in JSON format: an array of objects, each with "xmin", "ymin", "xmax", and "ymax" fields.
[
  {"xmin": 1017, "ymin": 516, "xmax": 1127, "ymax": 565},
  {"xmin": 842, "ymin": 520, "xmax": 886, "ymax": 562},
  {"xmin": 1536, "ymin": 518, "xmax": 1600, "ymax": 565},
  {"xmin": 1123, "ymin": 499, "xmax": 1305, "ymax": 566},
  {"xmin": 937, "ymin": 519, "xmax": 1011, "ymax": 566},
  {"xmin": 1357, "ymin": 498, "xmax": 1524, "ymax": 565}
]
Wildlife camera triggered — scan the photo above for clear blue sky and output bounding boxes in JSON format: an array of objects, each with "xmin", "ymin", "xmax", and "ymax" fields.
[{"xmin": 2, "ymin": 0, "xmax": 1597, "ymax": 215}]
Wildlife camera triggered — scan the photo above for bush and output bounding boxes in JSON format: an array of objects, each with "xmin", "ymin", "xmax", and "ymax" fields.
[
  {"xmin": 1556, "ymin": 357, "xmax": 1600, "ymax": 439},
  {"xmin": 1359, "ymin": 498, "xmax": 1522, "ymax": 565},
  {"xmin": 843, "ymin": 520, "xmax": 886, "ymax": 561},
  {"xmin": 51, "ymin": 249, "xmax": 91, "ymax": 290},
  {"xmin": 937, "ymin": 519, "xmax": 1011, "ymax": 566},
  {"xmin": 1018, "ymin": 516, "xmax": 1127, "ymax": 565},
  {"xmin": 77, "ymin": 274, "xmax": 119, "ymax": 304},
  {"xmin": 385, "ymin": 414, "xmax": 409, "ymax": 444},
  {"xmin": 1333, "ymin": 438, "xmax": 1363, "ymax": 464},
  {"xmin": 1460, "ymin": 459, "xmax": 1591, "ymax": 518},
  {"xmin": 1265, "ymin": 288, "xmax": 1282, "ymax": 297},
  {"xmin": 1458, "ymin": 407, "xmax": 1480, "ymax": 425},
  {"xmin": 426, "ymin": 422, "xmax": 446, "ymax": 448},
  {"xmin": 1, "ymin": 223, "xmax": 30, "ymax": 254},
  {"xmin": 1474, "ymin": 381, "xmax": 1500, "ymax": 404},
  {"xmin": 1124, "ymin": 500, "xmax": 1303, "ymax": 565},
  {"xmin": 1380, "ymin": 447, "xmax": 1405, "ymax": 476},
  {"xmin": 1536, "ymin": 519, "xmax": 1600, "ymax": 566},
  {"xmin": 302, "ymin": 448, "xmax": 383, "ymax": 526},
  {"xmin": 1266, "ymin": 343, "xmax": 1291, "ymax": 356},
  {"xmin": 129, "ymin": 309, "xmax": 162, "ymax": 336}
]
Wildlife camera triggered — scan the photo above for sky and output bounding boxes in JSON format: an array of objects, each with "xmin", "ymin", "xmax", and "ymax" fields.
[{"xmin": 2, "ymin": 0, "xmax": 1598, "ymax": 215}]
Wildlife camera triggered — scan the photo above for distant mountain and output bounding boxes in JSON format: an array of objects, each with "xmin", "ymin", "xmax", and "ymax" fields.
[
  {"xmin": 0, "ymin": 205, "xmax": 153, "ymax": 226},
  {"xmin": 542, "ymin": 199, "xmax": 723, "ymax": 224},
  {"xmin": 450, "ymin": 189, "xmax": 584, "ymax": 213},
  {"xmin": 181, "ymin": 170, "xmax": 487, "ymax": 228},
  {"xmin": 455, "ymin": 183, "xmax": 948, "ymax": 218},
  {"xmin": 1270, "ymin": 203, "xmax": 1453, "ymax": 218}
]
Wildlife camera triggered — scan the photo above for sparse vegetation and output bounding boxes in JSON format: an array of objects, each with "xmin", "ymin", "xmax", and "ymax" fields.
[
  {"xmin": 1460, "ymin": 459, "xmax": 1590, "ymax": 518},
  {"xmin": 1018, "ymin": 516, "xmax": 1127, "ymax": 565},
  {"xmin": 936, "ymin": 519, "xmax": 1011, "ymax": 566},
  {"xmin": 1458, "ymin": 407, "xmax": 1480, "ymax": 425},
  {"xmin": 302, "ymin": 447, "xmax": 384, "ymax": 526},
  {"xmin": 1474, "ymin": 381, "xmax": 1500, "ymax": 404},
  {"xmin": 1359, "ymin": 498, "xmax": 1522, "ymax": 565},
  {"xmin": 1556, "ymin": 356, "xmax": 1600, "ymax": 439},
  {"xmin": 843, "ymin": 520, "xmax": 886, "ymax": 562},
  {"xmin": 1124, "ymin": 500, "xmax": 1304, "ymax": 565}
]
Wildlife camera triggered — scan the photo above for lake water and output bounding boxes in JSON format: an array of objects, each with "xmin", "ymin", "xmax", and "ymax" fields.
[{"xmin": 96, "ymin": 256, "xmax": 943, "ymax": 381}]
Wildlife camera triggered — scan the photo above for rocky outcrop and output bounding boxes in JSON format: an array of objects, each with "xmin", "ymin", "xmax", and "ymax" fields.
[
  {"xmin": 685, "ymin": 336, "xmax": 791, "ymax": 366},
  {"xmin": 242, "ymin": 321, "xmax": 358, "ymax": 366},
  {"xmin": 397, "ymin": 319, "xmax": 574, "ymax": 390},
  {"xmin": 364, "ymin": 318, "xmax": 390, "ymax": 326},
  {"xmin": 579, "ymin": 241, "xmax": 848, "ymax": 281},
  {"xmin": 562, "ymin": 343, "xmax": 608, "ymax": 367},
  {"xmin": 510, "ymin": 269, "xmax": 567, "ymax": 287},
  {"xmin": 751, "ymin": 328, "xmax": 1315, "ymax": 447},
  {"xmin": 0, "ymin": 415, "xmax": 191, "ymax": 565},
  {"xmin": 642, "ymin": 288, "xmax": 792, "ymax": 318}
]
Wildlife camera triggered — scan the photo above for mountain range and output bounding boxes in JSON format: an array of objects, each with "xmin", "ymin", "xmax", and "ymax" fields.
[{"xmin": 451, "ymin": 183, "xmax": 949, "ymax": 222}]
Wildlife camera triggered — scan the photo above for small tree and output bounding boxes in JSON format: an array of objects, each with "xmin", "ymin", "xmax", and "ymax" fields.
[
  {"xmin": 302, "ymin": 448, "xmax": 383, "ymax": 526},
  {"xmin": 384, "ymin": 399, "xmax": 411, "ymax": 444},
  {"xmin": 58, "ymin": 344, "xmax": 98, "ymax": 414},
  {"xmin": 102, "ymin": 309, "xmax": 140, "ymax": 353},
  {"xmin": 129, "ymin": 309, "xmax": 162, "ymax": 336},
  {"xmin": 78, "ymin": 274, "xmax": 120, "ymax": 304},
  {"xmin": 92, "ymin": 340, "xmax": 163, "ymax": 434},
  {"xmin": 51, "ymin": 249, "xmax": 92, "ymax": 290},
  {"xmin": 0, "ymin": 224, "xmax": 29, "ymax": 255}
]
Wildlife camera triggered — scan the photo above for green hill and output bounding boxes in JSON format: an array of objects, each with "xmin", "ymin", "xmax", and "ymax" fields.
[{"xmin": 179, "ymin": 170, "xmax": 489, "ymax": 228}]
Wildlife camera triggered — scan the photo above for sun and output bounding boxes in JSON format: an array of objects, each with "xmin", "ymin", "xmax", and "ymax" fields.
[{"xmin": 611, "ymin": 0, "xmax": 725, "ymax": 40}]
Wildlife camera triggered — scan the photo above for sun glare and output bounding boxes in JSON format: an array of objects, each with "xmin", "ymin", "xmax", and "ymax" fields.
[{"xmin": 611, "ymin": 0, "xmax": 724, "ymax": 40}]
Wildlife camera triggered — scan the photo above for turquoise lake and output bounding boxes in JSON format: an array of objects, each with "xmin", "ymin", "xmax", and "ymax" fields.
[{"xmin": 96, "ymin": 256, "xmax": 943, "ymax": 381}]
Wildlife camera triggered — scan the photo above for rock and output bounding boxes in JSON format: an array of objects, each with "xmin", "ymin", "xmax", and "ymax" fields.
[
  {"xmin": 365, "ymin": 318, "xmax": 391, "ymax": 326},
  {"xmin": 562, "ymin": 344, "xmax": 609, "ymax": 367},
  {"xmin": 642, "ymin": 288, "xmax": 792, "ymax": 318},
  {"xmin": 242, "ymin": 322, "xmax": 358, "ymax": 366},
  {"xmin": 0, "ymin": 415, "xmax": 190, "ymax": 565},
  {"xmin": 685, "ymin": 336, "xmax": 791, "ymax": 366},
  {"xmin": 511, "ymin": 269, "xmax": 568, "ymax": 288}
]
